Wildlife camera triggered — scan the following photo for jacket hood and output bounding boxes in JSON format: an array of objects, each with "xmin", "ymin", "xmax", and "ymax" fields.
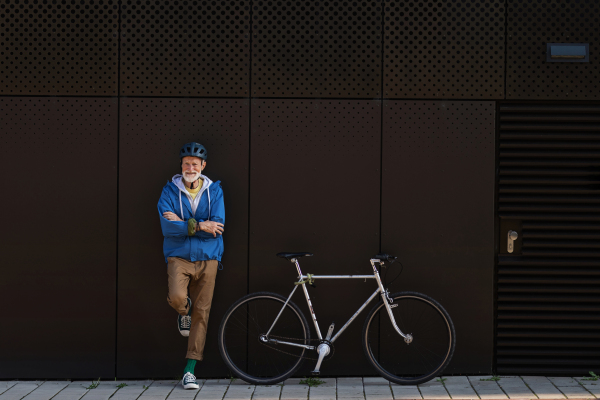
[
  {"xmin": 170, "ymin": 173, "xmax": 214, "ymax": 218},
  {"xmin": 171, "ymin": 173, "xmax": 213, "ymax": 193}
]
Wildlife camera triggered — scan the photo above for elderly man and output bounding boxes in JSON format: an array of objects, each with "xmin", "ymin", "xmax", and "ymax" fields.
[{"xmin": 157, "ymin": 142, "xmax": 225, "ymax": 389}]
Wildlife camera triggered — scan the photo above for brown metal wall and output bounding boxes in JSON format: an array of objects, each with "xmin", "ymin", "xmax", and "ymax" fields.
[{"xmin": 1, "ymin": 0, "xmax": 598, "ymax": 379}]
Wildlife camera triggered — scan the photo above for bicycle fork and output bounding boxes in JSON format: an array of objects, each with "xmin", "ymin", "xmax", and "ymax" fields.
[{"xmin": 371, "ymin": 259, "xmax": 413, "ymax": 345}]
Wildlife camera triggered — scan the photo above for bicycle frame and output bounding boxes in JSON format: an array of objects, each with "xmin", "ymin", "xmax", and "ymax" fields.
[{"xmin": 263, "ymin": 257, "xmax": 413, "ymax": 353}]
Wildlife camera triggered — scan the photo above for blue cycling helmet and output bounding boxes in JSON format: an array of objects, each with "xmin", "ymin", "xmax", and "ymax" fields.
[{"xmin": 180, "ymin": 142, "xmax": 207, "ymax": 160}]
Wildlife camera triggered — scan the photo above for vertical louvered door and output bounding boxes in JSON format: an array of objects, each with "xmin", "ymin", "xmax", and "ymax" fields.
[{"xmin": 497, "ymin": 103, "xmax": 600, "ymax": 375}]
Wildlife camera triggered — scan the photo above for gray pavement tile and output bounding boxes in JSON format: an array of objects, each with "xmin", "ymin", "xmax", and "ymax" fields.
[
  {"xmin": 389, "ymin": 386, "xmax": 422, "ymax": 400},
  {"xmin": 417, "ymin": 380, "xmax": 445, "ymax": 388},
  {"xmin": 283, "ymin": 379, "xmax": 309, "ymax": 387},
  {"xmin": 280, "ymin": 385, "xmax": 308, "ymax": 400},
  {"xmin": 443, "ymin": 382, "xmax": 478, "ymax": 400},
  {"xmin": 0, "ymin": 382, "xmax": 44, "ymax": 400},
  {"xmin": 522, "ymin": 378, "xmax": 552, "ymax": 384},
  {"xmin": 363, "ymin": 379, "xmax": 390, "ymax": 387},
  {"xmin": 476, "ymin": 392, "xmax": 509, "ymax": 400},
  {"xmin": 443, "ymin": 377, "xmax": 471, "ymax": 386},
  {"xmin": 51, "ymin": 382, "xmax": 91, "ymax": 400},
  {"xmin": 112, "ymin": 385, "xmax": 152, "ymax": 400},
  {"xmin": 364, "ymin": 387, "xmax": 392, "ymax": 395},
  {"xmin": 197, "ymin": 383, "xmax": 229, "ymax": 400},
  {"xmin": 229, "ymin": 380, "xmax": 250, "ymax": 386},
  {"xmin": 138, "ymin": 381, "xmax": 177, "ymax": 400},
  {"xmin": 520, "ymin": 378, "xmax": 564, "ymax": 400},
  {"xmin": 0, "ymin": 383, "xmax": 18, "ymax": 397},
  {"xmin": 79, "ymin": 382, "xmax": 123, "ymax": 400},
  {"xmin": 281, "ymin": 385, "xmax": 308, "ymax": 400},
  {"xmin": 496, "ymin": 379, "xmax": 535, "ymax": 400},
  {"xmin": 252, "ymin": 385, "xmax": 282, "ymax": 400},
  {"xmin": 336, "ymin": 389, "xmax": 365, "ymax": 395},
  {"xmin": 364, "ymin": 385, "xmax": 393, "ymax": 400},
  {"xmin": 548, "ymin": 379, "xmax": 580, "ymax": 388},
  {"xmin": 574, "ymin": 380, "xmax": 600, "ymax": 398},
  {"xmin": 468, "ymin": 376, "xmax": 507, "ymax": 398},
  {"xmin": 309, "ymin": 385, "xmax": 336, "ymax": 398},
  {"xmin": 553, "ymin": 386, "xmax": 594, "ymax": 399},
  {"xmin": 416, "ymin": 386, "xmax": 450, "ymax": 400},
  {"xmin": 337, "ymin": 378, "xmax": 364, "ymax": 387},
  {"xmin": 223, "ymin": 385, "xmax": 254, "ymax": 400},
  {"xmin": 22, "ymin": 381, "xmax": 70, "ymax": 400},
  {"xmin": 203, "ymin": 380, "xmax": 227, "ymax": 386},
  {"xmin": 314, "ymin": 380, "xmax": 336, "ymax": 388},
  {"xmin": 469, "ymin": 377, "xmax": 502, "ymax": 389}
]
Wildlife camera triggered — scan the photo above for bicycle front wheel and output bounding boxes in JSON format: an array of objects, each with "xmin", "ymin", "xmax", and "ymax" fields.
[
  {"xmin": 362, "ymin": 291, "xmax": 455, "ymax": 385},
  {"xmin": 218, "ymin": 292, "xmax": 310, "ymax": 385}
]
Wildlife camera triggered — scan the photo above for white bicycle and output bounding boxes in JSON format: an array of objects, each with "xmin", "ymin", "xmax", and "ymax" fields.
[{"xmin": 217, "ymin": 252, "xmax": 456, "ymax": 385}]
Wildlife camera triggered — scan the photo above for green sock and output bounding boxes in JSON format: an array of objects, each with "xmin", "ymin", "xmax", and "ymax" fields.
[{"xmin": 184, "ymin": 359, "xmax": 196, "ymax": 375}]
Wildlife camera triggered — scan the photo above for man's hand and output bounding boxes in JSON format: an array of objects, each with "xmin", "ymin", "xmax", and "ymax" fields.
[
  {"xmin": 163, "ymin": 212, "xmax": 183, "ymax": 222},
  {"xmin": 196, "ymin": 221, "xmax": 225, "ymax": 237}
]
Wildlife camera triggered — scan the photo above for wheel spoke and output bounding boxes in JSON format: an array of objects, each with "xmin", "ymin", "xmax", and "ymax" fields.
[
  {"xmin": 219, "ymin": 293, "xmax": 310, "ymax": 385},
  {"xmin": 363, "ymin": 293, "xmax": 455, "ymax": 385}
]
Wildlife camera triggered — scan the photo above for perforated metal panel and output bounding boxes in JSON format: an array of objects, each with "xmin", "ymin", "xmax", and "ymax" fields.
[
  {"xmin": 507, "ymin": 0, "xmax": 600, "ymax": 100},
  {"xmin": 0, "ymin": 0, "xmax": 118, "ymax": 95},
  {"xmin": 120, "ymin": 1, "xmax": 250, "ymax": 96},
  {"xmin": 384, "ymin": 1, "xmax": 505, "ymax": 99},
  {"xmin": 250, "ymin": 99, "xmax": 381, "ymax": 375},
  {"xmin": 252, "ymin": 2, "xmax": 382, "ymax": 98},
  {"xmin": 0, "ymin": 97, "xmax": 118, "ymax": 378},
  {"xmin": 118, "ymin": 98, "xmax": 249, "ymax": 378},
  {"xmin": 497, "ymin": 103, "xmax": 600, "ymax": 374},
  {"xmin": 382, "ymin": 100, "xmax": 496, "ymax": 373}
]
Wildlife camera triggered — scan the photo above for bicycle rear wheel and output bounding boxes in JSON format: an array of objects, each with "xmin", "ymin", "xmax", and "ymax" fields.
[
  {"xmin": 218, "ymin": 292, "xmax": 310, "ymax": 385},
  {"xmin": 362, "ymin": 291, "xmax": 455, "ymax": 385}
]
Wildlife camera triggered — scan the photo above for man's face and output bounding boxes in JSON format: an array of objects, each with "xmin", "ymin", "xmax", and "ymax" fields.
[{"xmin": 181, "ymin": 156, "xmax": 205, "ymax": 183}]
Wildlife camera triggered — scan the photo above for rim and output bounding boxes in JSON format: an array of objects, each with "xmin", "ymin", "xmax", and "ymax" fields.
[
  {"xmin": 220, "ymin": 295, "xmax": 308, "ymax": 384},
  {"xmin": 365, "ymin": 295, "xmax": 453, "ymax": 383}
]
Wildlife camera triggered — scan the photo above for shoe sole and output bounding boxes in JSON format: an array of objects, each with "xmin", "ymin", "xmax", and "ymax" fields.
[
  {"xmin": 182, "ymin": 383, "xmax": 199, "ymax": 390},
  {"xmin": 180, "ymin": 330, "xmax": 190, "ymax": 337}
]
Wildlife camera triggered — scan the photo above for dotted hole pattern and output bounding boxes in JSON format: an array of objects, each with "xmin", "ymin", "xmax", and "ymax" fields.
[
  {"xmin": 0, "ymin": 0, "xmax": 118, "ymax": 95},
  {"xmin": 384, "ymin": 1, "xmax": 505, "ymax": 99},
  {"xmin": 120, "ymin": 98, "xmax": 249, "ymax": 163},
  {"xmin": 252, "ymin": 1, "xmax": 382, "ymax": 98},
  {"xmin": 507, "ymin": 0, "xmax": 600, "ymax": 99},
  {"xmin": 253, "ymin": 100, "xmax": 380, "ymax": 156},
  {"xmin": 1, "ymin": 97, "xmax": 117, "ymax": 146},
  {"xmin": 384, "ymin": 101, "xmax": 495, "ymax": 151},
  {"xmin": 120, "ymin": 1, "xmax": 250, "ymax": 96}
]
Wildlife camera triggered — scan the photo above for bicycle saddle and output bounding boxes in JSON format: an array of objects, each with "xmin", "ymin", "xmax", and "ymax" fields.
[
  {"xmin": 373, "ymin": 253, "xmax": 397, "ymax": 263},
  {"xmin": 276, "ymin": 252, "xmax": 313, "ymax": 260}
]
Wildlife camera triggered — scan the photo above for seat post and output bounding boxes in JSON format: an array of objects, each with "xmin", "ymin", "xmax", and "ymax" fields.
[{"xmin": 291, "ymin": 258, "xmax": 303, "ymax": 278}]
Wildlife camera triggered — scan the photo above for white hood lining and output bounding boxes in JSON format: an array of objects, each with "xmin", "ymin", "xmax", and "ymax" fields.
[{"xmin": 172, "ymin": 174, "xmax": 213, "ymax": 220}]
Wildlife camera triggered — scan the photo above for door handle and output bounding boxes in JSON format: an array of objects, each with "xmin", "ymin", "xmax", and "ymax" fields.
[{"xmin": 507, "ymin": 230, "xmax": 518, "ymax": 253}]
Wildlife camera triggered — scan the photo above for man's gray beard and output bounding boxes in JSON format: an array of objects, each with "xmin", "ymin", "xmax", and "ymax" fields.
[{"xmin": 183, "ymin": 171, "xmax": 202, "ymax": 183}]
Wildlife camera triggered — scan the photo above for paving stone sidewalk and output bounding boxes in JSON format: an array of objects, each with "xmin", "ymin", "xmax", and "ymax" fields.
[{"xmin": 1, "ymin": 376, "xmax": 598, "ymax": 400}]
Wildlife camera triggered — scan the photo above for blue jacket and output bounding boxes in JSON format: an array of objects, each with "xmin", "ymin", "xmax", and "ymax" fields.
[{"xmin": 157, "ymin": 174, "xmax": 225, "ymax": 263}]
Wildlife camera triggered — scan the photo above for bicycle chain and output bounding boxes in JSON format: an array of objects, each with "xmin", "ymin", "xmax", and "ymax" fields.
[{"xmin": 260, "ymin": 334, "xmax": 335, "ymax": 361}]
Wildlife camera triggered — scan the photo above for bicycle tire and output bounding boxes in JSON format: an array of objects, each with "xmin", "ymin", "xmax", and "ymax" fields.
[
  {"xmin": 362, "ymin": 291, "xmax": 456, "ymax": 385},
  {"xmin": 218, "ymin": 292, "xmax": 311, "ymax": 385}
]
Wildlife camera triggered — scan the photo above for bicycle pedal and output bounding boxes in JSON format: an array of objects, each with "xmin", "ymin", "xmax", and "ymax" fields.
[
  {"xmin": 390, "ymin": 304, "xmax": 398, "ymax": 308},
  {"xmin": 311, "ymin": 371, "xmax": 321, "ymax": 376}
]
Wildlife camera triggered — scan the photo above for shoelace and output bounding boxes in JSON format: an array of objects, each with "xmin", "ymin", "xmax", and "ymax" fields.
[
  {"xmin": 184, "ymin": 372, "xmax": 196, "ymax": 383},
  {"xmin": 181, "ymin": 315, "xmax": 191, "ymax": 329}
]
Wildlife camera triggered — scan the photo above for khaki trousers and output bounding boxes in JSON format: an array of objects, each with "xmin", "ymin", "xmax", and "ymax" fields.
[{"xmin": 167, "ymin": 257, "xmax": 218, "ymax": 361}]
